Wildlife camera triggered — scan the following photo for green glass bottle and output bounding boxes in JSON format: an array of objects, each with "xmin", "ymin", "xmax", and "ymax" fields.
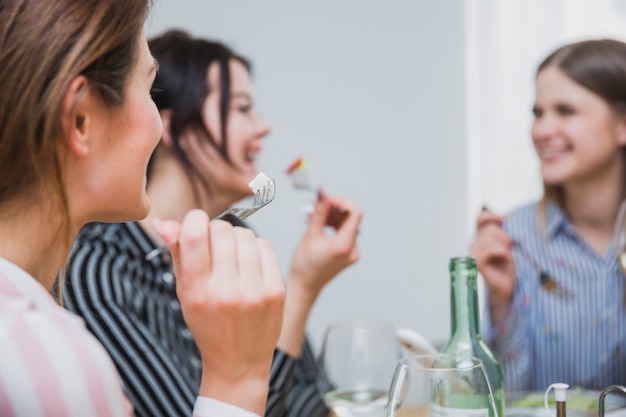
[{"xmin": 441, "ymin": 257, "xmax": 505, "ymax": 417}]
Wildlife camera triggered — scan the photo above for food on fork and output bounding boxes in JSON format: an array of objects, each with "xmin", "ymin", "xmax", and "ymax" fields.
[
  {"xmin": 249, "ymin": 171, "xmax": 272, "ymax": 194},
  {"xmin": 286, "ymin": 157, "xmax": 313, "ymax": 191},
  {"xmin": 285, "ymin": 157, "xmax": 349, "ymax": 229}
]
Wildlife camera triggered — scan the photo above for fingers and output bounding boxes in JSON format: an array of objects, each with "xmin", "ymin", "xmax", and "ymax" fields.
[
  {"xmin": 476, "ymin": 207, "xmax": 506, "ymax": 230},
  {"xmin": 331, "ymin": 198, "xmax": 362, "ymax": 245},
  {"xmin": 208, "ymin": 220, "xmax": 239, "ymax": 283},
  {"xmin": 256, "ymin": 238, "xmax": 286, "ymax": 300},
  {"xmin": 308, "ymin": 191, "xmax": 332, "ymax": 230},
  {"xmin": 471, "ymin": 222, "xmax": 513, "ymax": 262},
  {"xmin": 154, "ymin": 218, "xmax": 181, "ymax": 244},
  {"xmin": 171, "ymin": 210, "xmax": 212, "ymax": 294},
  {"xmin": 233, "ymin": 227, "xmax": 263, "ymax": 295}
]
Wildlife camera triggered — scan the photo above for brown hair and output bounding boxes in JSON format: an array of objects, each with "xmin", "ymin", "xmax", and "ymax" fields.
[
  {"xmin": 536, "ymin": 39, "xmax": 626, "ymax": 216},
  {"xmin": 0, "ymin": 0, "xmax": 151, "ymax": 229}
]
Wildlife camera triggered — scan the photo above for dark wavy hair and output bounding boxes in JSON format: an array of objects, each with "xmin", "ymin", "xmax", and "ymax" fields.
[{"xmin": 148, "ymin": 29, "xmax": 251, "ymax": 201}]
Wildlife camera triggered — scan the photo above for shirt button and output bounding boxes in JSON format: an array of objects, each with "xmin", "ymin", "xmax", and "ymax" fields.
[
  {"xmin": 180, "ymin": 328, "xmax": 193, "ymax": 339},
  {"xmin": 170, "ymin": 299, "xmax": 180, "ymax": 310},
  {"xmin": 162, "ymin": 272, "xmax": 174, "ymax": 284}
]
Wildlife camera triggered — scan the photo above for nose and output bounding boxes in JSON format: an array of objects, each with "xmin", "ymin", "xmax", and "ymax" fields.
[
  {"xmin": 255, "ymin": 115, "xmax": 271, "ymax": 139},
  {"xmin": 531, "ymin": 114, "xmax": 558, "ymax": 143}
]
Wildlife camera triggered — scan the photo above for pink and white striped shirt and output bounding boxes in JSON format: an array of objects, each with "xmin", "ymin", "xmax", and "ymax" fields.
[{"xmin": 0, "ymin": 258, "xmax": 259, "ymax": 417}]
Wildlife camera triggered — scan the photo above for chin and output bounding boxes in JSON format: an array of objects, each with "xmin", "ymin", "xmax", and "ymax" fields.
[
  {"xmin": 541, "ymin": 163, "xmax": 574, "ymax": 186},
  {"xmin": 541, "ymin": 173, "xmax": 568, "ymax": 186},
  {"xmin": 109, "ymin": 197, "xmax": 151, "ymax": 223}
]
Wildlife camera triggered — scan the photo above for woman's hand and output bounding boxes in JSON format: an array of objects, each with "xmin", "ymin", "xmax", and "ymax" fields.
[
  {"xmin": 276, "ymin": 193, "xmax": 362, "ymax": 358},
  {"xmin": 468, "ymin": 208, "xmax": 515, "ymax": 327},
  {"xmin": 159, "ymin": 210, "xmax": 285, "ymax": 415},
  {"xmin": 289, "ymin": 192, "xmax": 362, "ymax": 302}
]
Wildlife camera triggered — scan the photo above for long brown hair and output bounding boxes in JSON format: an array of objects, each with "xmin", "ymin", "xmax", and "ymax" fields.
[
  {"xmin": 536, "ymin": 39, "xmax": 626, "ymax": 217},
  {"xmin": 0, "ymin": 0, "xmax": 151, "ymax": 230}
]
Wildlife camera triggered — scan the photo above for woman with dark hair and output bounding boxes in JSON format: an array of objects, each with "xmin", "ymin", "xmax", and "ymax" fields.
[
  {"xmin": 63, "ymin": 29, "xmax": 362, "ymax": 417},
  {"xmin": 0, "ymin": 2, "xmax": 284, "ymax": 417},
  {"xmin": 471, "ymin": 39, "xmax": 626, "ymax": 391}
]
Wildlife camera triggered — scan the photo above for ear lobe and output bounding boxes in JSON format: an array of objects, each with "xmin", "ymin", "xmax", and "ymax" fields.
[
  {"xmin": 159, "ymin": 109, "xmax": 172, "ymax": 147},
  {"xmin": 61, "ymin": 75, "xmax": 91, "ymax": 157}
]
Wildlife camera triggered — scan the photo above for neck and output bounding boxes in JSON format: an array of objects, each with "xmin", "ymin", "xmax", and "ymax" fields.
[
  {"xmin": 0, "ymin": 200, "xmax": 74, "ymax": 290},
  {"xmin": 562, "ymin": 157, "xmax": 624, "ymax": 253},
  {"xmin": 140, "ymin": 149, "xmax": 243, "ymax": 243}
]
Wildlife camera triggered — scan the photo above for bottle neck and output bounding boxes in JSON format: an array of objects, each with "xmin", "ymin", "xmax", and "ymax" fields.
[{"xmin": 449, "ymin": 261, "xmax": 481, "ymax": 340}]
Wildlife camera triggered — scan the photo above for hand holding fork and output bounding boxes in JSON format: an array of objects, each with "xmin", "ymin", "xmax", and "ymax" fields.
[
  {"xmin": 472, "ymin": 207, "xmax": 573, "ymax": 302},
  {"xmin": 145, "ymin": 174, "xmax": 276, "ymax": 261}
]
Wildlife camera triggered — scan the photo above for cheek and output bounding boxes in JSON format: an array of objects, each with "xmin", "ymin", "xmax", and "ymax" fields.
[
  {"xmin": 138, "ymin": 99, "xmax": 162, "ymax": 152},
  {"xmin": 202, "ymin": 99, "xmax": 223, "ymax": 144}
]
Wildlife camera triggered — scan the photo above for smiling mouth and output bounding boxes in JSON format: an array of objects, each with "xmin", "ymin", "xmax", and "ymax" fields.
[
  {"xmin": 537, "ymin": 143, "xmax": 571, "ymax": 161},
  {"xmin": 246, "ymin": 148, "xmax": 261, "ymax": 162}
]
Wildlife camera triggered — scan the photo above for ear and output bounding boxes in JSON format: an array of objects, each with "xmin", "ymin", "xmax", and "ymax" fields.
[
  {"xmin": 159, "ymin": 109, "xmax": 173, "ymax": 147},
  {"xmin": 61, "ymin": 75, "xmax": 91, "ymax": 157}
]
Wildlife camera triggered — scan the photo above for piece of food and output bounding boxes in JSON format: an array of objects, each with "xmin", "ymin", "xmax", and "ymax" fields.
[
  {"xmin": 248, "ymin": 172, "xmax": 271, "ymax": 194},
  {"xmin": 286, "ymin": 157, "xmax": 304, "ymax": 175}
]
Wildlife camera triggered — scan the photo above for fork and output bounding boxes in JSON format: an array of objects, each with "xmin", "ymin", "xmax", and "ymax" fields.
[
  {"xmin": 285, "ymin": 157, "xmax": 349, "ymax": 228},
  {"xmin": 144, "ymin": 177, "xmax": 276, "ymax": 261},
  {"xmin": 513, "ymin": 240, "xmax": 573, "ymax": 299}
]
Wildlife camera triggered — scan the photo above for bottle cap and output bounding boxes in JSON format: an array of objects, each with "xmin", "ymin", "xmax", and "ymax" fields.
[{"xmin": 552, "ymin": 383, "xmax": 569, "ymax": 401}]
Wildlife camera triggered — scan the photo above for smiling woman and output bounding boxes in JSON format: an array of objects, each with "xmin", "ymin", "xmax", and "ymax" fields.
[{"xmin": 470, "ymin": 39, "xmax": 626, "ymax": 392}]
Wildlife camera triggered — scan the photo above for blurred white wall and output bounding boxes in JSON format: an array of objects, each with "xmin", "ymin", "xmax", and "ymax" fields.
[
  {"xmin": 468, "ymin": 0, "xmax": 626, "ymax": 219},
  {"xmin": 146, "ymin": 0, "xmax": 467, "ymax": 350},
  {"xmin": 146, "ymin": 0, "xmax": 626, "ymax": 353}
]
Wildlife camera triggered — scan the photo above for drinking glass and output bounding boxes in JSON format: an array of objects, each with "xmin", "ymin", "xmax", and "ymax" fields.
[
  {"xmin": 317, "ymin": 320, "xmax": 402, "ymax": 417},
  {"xmin": 386, "ymin": 354, "xmax": 498, "ymax": 417}
]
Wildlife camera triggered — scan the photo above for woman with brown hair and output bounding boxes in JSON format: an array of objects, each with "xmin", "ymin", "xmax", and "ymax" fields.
[
  {"xmin": 471, "ymin": 39, "xmax": 626, "ymax": 391},
  {"xmin": 62, "ymin": 29, "xmax": 362, "ymax": 417},
  {"xmin": 0, "ymin": 1, "xmax": 284, "ymax": 416}
]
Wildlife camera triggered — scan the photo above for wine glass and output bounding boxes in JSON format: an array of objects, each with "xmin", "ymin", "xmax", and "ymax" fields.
[
  {"xmin": 386, "ymin": 354, "xmax": 498, "ymax": 417},
  {"xmin": 317, "ymin": 320, "xmax": 402, "ymax": 417}
]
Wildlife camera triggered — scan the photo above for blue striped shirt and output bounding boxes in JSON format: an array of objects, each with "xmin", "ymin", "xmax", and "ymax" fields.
[{"xmin": 482, "ymin": 201, "xmax": 626, "ymax": 392}]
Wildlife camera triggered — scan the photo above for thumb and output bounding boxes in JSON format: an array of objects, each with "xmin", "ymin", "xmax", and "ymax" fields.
[{"xmin": 308, "ymin": 189, "xmax": 331, "ymax": 229}]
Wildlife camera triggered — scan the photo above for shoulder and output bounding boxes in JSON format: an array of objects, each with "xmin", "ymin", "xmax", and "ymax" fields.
[
  {"xmin": 74, "ymin": 221, "xmax": 133, "ymax": 249},
  {"xmin": 64, "ymin": 222, "xmax": 144, "ymax": 301},
  {"xmin": 68, "ymin": 222, "xmax": 139, "ymax": 268},
  {"xmin": 0, "ymin": 303, "xmax": 129, "ymax": 414}
]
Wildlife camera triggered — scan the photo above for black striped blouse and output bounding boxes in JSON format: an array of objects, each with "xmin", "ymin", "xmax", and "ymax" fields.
[{"xmin": 62, "ymin": 221, "xmax": 329, "ymax": 417}]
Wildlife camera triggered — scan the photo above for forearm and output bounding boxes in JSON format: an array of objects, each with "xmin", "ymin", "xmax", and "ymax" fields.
[
  {"xmin": 483, "ymin": 298, "xmax": 530, "ymax": 392},
  {"xmin": 488, "ymin": 289, "xmax": 513, "ymax": 328},
  {"xmin": 277, "ymin": 278, "xmax": 318, "ymax": 358}
]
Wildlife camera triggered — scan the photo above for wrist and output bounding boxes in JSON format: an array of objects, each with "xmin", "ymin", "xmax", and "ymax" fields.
[
  {"xmin": 286, "ymin": 272, "xmax": 320, "ymax": 306},
  {"xmin": 488, "ymin": 291, "xmax": 512, "ymax": 327},
  {"xmin": 199, "ymin": 368, "xmax": 270, "ymax": 416}
]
